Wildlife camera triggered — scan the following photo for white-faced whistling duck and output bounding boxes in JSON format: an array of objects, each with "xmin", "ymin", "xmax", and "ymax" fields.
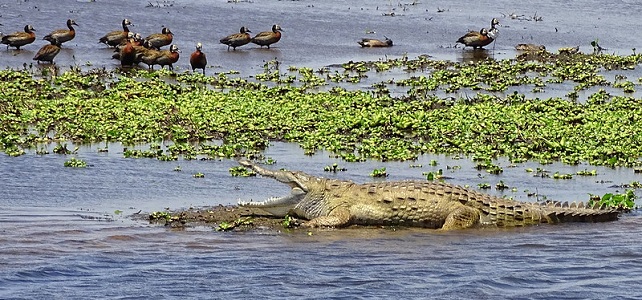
[
  {"xmin": 2, "ymin": 25, "xmax": 36, "ymax": 50},
  {"xmin": 144, "ymin": 27, "xmax": 173, "ymax": 50},
  {"xmin": 456, "ymin": 28, "xmax": 492, "ymax": 49},
  {"xmin": 44, "ymin": 19, "xmax": 78, "ymax": 46},
  {"xmin": 190, "ymin": 42, "xmax": 207, "ymax": 74},
  {"xmin": 220, "ymin": 26, "xmax": 251, "ymax": 51},
  {"xmin": 251, "ymin": 24, "xmax": 283, "ymax": 49},
  {"xmin": 99, "ymin": 19, "xmax": 133, "ymax": 47},
  {"xmin": 33, "ymin": 36, "xmax": 62, "ymax": 64}
]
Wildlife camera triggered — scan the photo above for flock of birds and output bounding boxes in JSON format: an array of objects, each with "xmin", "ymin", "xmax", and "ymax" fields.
[
  {"xmin": 0, "ymin": 18, "xmax": 285, "ymax": 74},
  {"xmin": 0, "ymin": 17, "xmax": 502, "ymax": 74}
]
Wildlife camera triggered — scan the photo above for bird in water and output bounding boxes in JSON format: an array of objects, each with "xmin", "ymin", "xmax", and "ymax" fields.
[
  {"xmin": 456, "ymin": 18, "xmax": 501, "ymax": 49},
  {"xmin": 190, "ymin": 42, "xmax": 207, "ymax": 74},
  {"xmin": 251, "ymin": 24, "xmax": 283, "ymax": 49},
  {"xmin": 456, "ymin": 28, "xmax": 492, "ymax": 49},
  {"xmin": 99, "ymin": 19, "xmax": 133, "ymax": 47},
  {"xmin": 358, "ymin": 36, "xmax": 393, "ymax": 47},
  {"xmin": 137, "ymin": 44, "xmax": 180, "ymax": 70},
  {"xmin": 220, "ymin": 26, "xmax": 251, "ymax": 51},
  {"xmin": 143, "ymin": 27, "xmax": 173, "ymax": 50},
  {"xmin": 33, "ymin": 36, "xmax": 62, "ymax": 64},
  {"xmin": 44, "ymin": 19, "xmax": 78, "ymax": 46},
  {"xmin": 2, "ymin": 25, "xmax": 36, "ymax": 50}
]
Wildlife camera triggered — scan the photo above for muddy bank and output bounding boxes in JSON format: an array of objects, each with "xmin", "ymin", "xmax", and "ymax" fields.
[{"xmin": 145, "ymin": 205, "xmax": 301, "ymax": 232}]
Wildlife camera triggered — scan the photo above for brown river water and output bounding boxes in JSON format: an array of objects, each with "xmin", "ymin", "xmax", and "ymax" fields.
[{"xmin": 2, "ymin": 0, "xmax": 642, "ymax": 298}]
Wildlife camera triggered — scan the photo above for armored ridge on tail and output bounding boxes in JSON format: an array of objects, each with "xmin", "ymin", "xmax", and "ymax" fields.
[{"xmin": 237, "ymin": 160, "xmax": 619, "ymax": 229}]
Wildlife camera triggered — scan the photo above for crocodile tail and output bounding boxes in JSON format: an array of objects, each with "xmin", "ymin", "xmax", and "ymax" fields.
[{"xmin": 539, "ymin": 201, "xmax": 620, "ymax": 224}]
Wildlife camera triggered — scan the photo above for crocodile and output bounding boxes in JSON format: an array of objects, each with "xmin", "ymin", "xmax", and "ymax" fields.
[{"xmin": 237, "ymin": 160, "xmax": 619, "ymax": 229}]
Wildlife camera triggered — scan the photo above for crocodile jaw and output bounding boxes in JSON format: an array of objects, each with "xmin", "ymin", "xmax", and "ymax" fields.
[{"xmin": 238, "ymin": 187, "xmax": 307, "ymax": 217}]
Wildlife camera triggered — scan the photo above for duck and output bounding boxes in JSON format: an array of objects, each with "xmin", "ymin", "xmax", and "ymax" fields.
[
  {"xmin": 456, "ymin": 28, "xmax": 492, "ymax": 49},
  {"xmin": 487, "ymin": 18, "xmax": 501, "ymax": 40},
  {"xmin": 190, "ymin": 42, "xmax": 207, "ymax": 74},
  {"xmin": 358, "ymin": 36, "xmax": 393, "ymax": 47},
  {"xmin": 33, "ymin": 36, "xmax": 62, "ymax": 64},
  {"xmin": 1, "ymin": 25, "xmax": 36, "ymax": 50},
  {"xmin": 136, "ymin": 47, "xmax": 163, "ymax": 69},
  {"xmin": 155, "ymin": 44, "xmax": 180, "ymax": 70},
  {"xmin": 99, "ymin": 19, "xmax": 133, "ymax": 47},
  {"xmin": 44, "ymin": 19, "xmax": 78, "ymax": 46},
  {"xmin": 144, "ymin": 27, "xmax": 173, "ymax": 50},
  {"xmin": 251, "ymin": 24, "xmax": 283, "ymax": 49},
  {"xmin": 220, "ymin": 26, "xmax": 251, "ymax": 51},
  {"xmin": 137, "ymin": 44, "xmax": 180, "ymax": 70},
  {"xmin": 112, "ymin": 33, "xmax": 146, "ymax": 60},
  {"xmin": 118, "ymin": 33, "xmax": 138, "ymax": 67}
]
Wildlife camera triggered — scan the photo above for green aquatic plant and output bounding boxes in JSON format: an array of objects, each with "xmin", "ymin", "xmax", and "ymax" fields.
[
  {"xmin": 216, "ymin": 217, "xmax": 253, "ymax": 231},
  {"xmin": 64, "ymin": 157, "xmax": 87, "ymax": 168},
  {"xmin": 229, "ymin": 166, "xmax": 256, "ymax": 177},
  {"xmin": 588, "ymin": 190, "xmax": 636, "ymax": 210},
  {"xmin": 149, "ymin": 211, "xmax": 172, "ymax": 222},
  {"xmin": 370, "ymin": 167, "xmax": 388, "ymax": 178},
  {"xmin": 3, "ymin": 53, "xmax": 642, "ymax": 169},
  {"xmin": 282, "ymin": 215, "xmax": 296, "ymax": 228}
]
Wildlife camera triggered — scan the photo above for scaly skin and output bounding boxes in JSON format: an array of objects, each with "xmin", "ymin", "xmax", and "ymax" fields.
[{"xmin": 237, "ymin": 160, "xmax": 619, "ymax": 229}]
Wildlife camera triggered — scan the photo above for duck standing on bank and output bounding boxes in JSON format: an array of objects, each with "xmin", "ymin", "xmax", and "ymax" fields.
[
  {"xmin": 44, "ymin": 19, "xmax": 78, "ymax": 46},
  {"xmin": 251, "ymin": 24, "xmax": 283, "ymax": 49},
  {"xmin": 190, "ymin": 42, "xmax": 207, "ymax": 74},
  {"xmin": 220, "ymin": 26, "xmax": 252, "ymax": 51},
  {"xmin": 33, "ymin": 36, "xmax": 62, "ymax": 64},
  {"xmin": 99, "ymin": 19, "xmax": 133, "ymax": 47},
  {"xmin": 2, "ymin": 25, "xmax": 36, "ymax": 50}
]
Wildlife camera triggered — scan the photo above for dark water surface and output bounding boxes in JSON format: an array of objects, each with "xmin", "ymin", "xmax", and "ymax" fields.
[{"xmin": 3, "ymin": 0, "xmax": 642, "ymax": 299}]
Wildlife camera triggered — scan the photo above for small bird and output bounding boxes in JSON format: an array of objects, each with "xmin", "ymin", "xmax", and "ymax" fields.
[
  {"xmin": 190, "ymin": 42, "xmax": 207, "ymax": 74},
  {"xmin": 144, "ymin": 27, "xmax": 173, "ymax": 50},
  {"xmin": 33, "ymin": 36, "xmax": 62, "ymax": 64},
  {"xmin": 99, "ymin": 19, "xmax": 133, "ymax": 47},
  {"xmin": 251, "ymin": 24, "xmax": 283, "ymax": 49},
  {"xmin": 220, "ymin": 26, "xmax": 251, "ymax": 51},
  {"xmin": 1, "ymin": 25, "xmax": 36, "ymax": 50},
  {"xmin": 44, "ymin": 19, "xmax": 78, "ymax": 46},
  {"xmin": 456, "ymin": 28, "xmax": 492, "ymax": 49},
  {"xmin": 358, "ymin": 36, "xmax": 393, "ymax": 47}
]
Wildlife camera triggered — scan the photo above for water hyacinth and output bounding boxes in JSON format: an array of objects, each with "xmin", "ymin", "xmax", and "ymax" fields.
[{"xmin": 1, "ymin": 51, "xmax": 642, "ymax": 167}]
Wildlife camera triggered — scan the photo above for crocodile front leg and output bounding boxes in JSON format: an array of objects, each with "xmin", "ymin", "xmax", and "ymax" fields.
[{"xmin": 302, "ymin": 207, "xmax": 351, "ymax": 227}]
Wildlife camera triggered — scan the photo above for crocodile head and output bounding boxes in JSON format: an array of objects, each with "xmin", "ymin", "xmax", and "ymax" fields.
[{"xmin": 237, "ymin": 160, "xmax": 321, "ymax": 217}]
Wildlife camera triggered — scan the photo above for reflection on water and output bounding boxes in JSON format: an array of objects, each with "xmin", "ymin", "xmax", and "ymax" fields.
[{"xmin": 456, "ymin": 49, "xmax": 495, "ymax": 63}]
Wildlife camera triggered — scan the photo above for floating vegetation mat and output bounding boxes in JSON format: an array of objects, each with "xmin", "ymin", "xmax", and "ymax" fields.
[{"xmin": 2, "ymin": 50, "xmax": 642, "ymax": 167}]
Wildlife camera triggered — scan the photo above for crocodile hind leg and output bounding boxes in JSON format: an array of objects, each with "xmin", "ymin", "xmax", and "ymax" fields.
[{"xmin": 441, "ymin": 206, "xmax": 481, "ymax": 230}]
